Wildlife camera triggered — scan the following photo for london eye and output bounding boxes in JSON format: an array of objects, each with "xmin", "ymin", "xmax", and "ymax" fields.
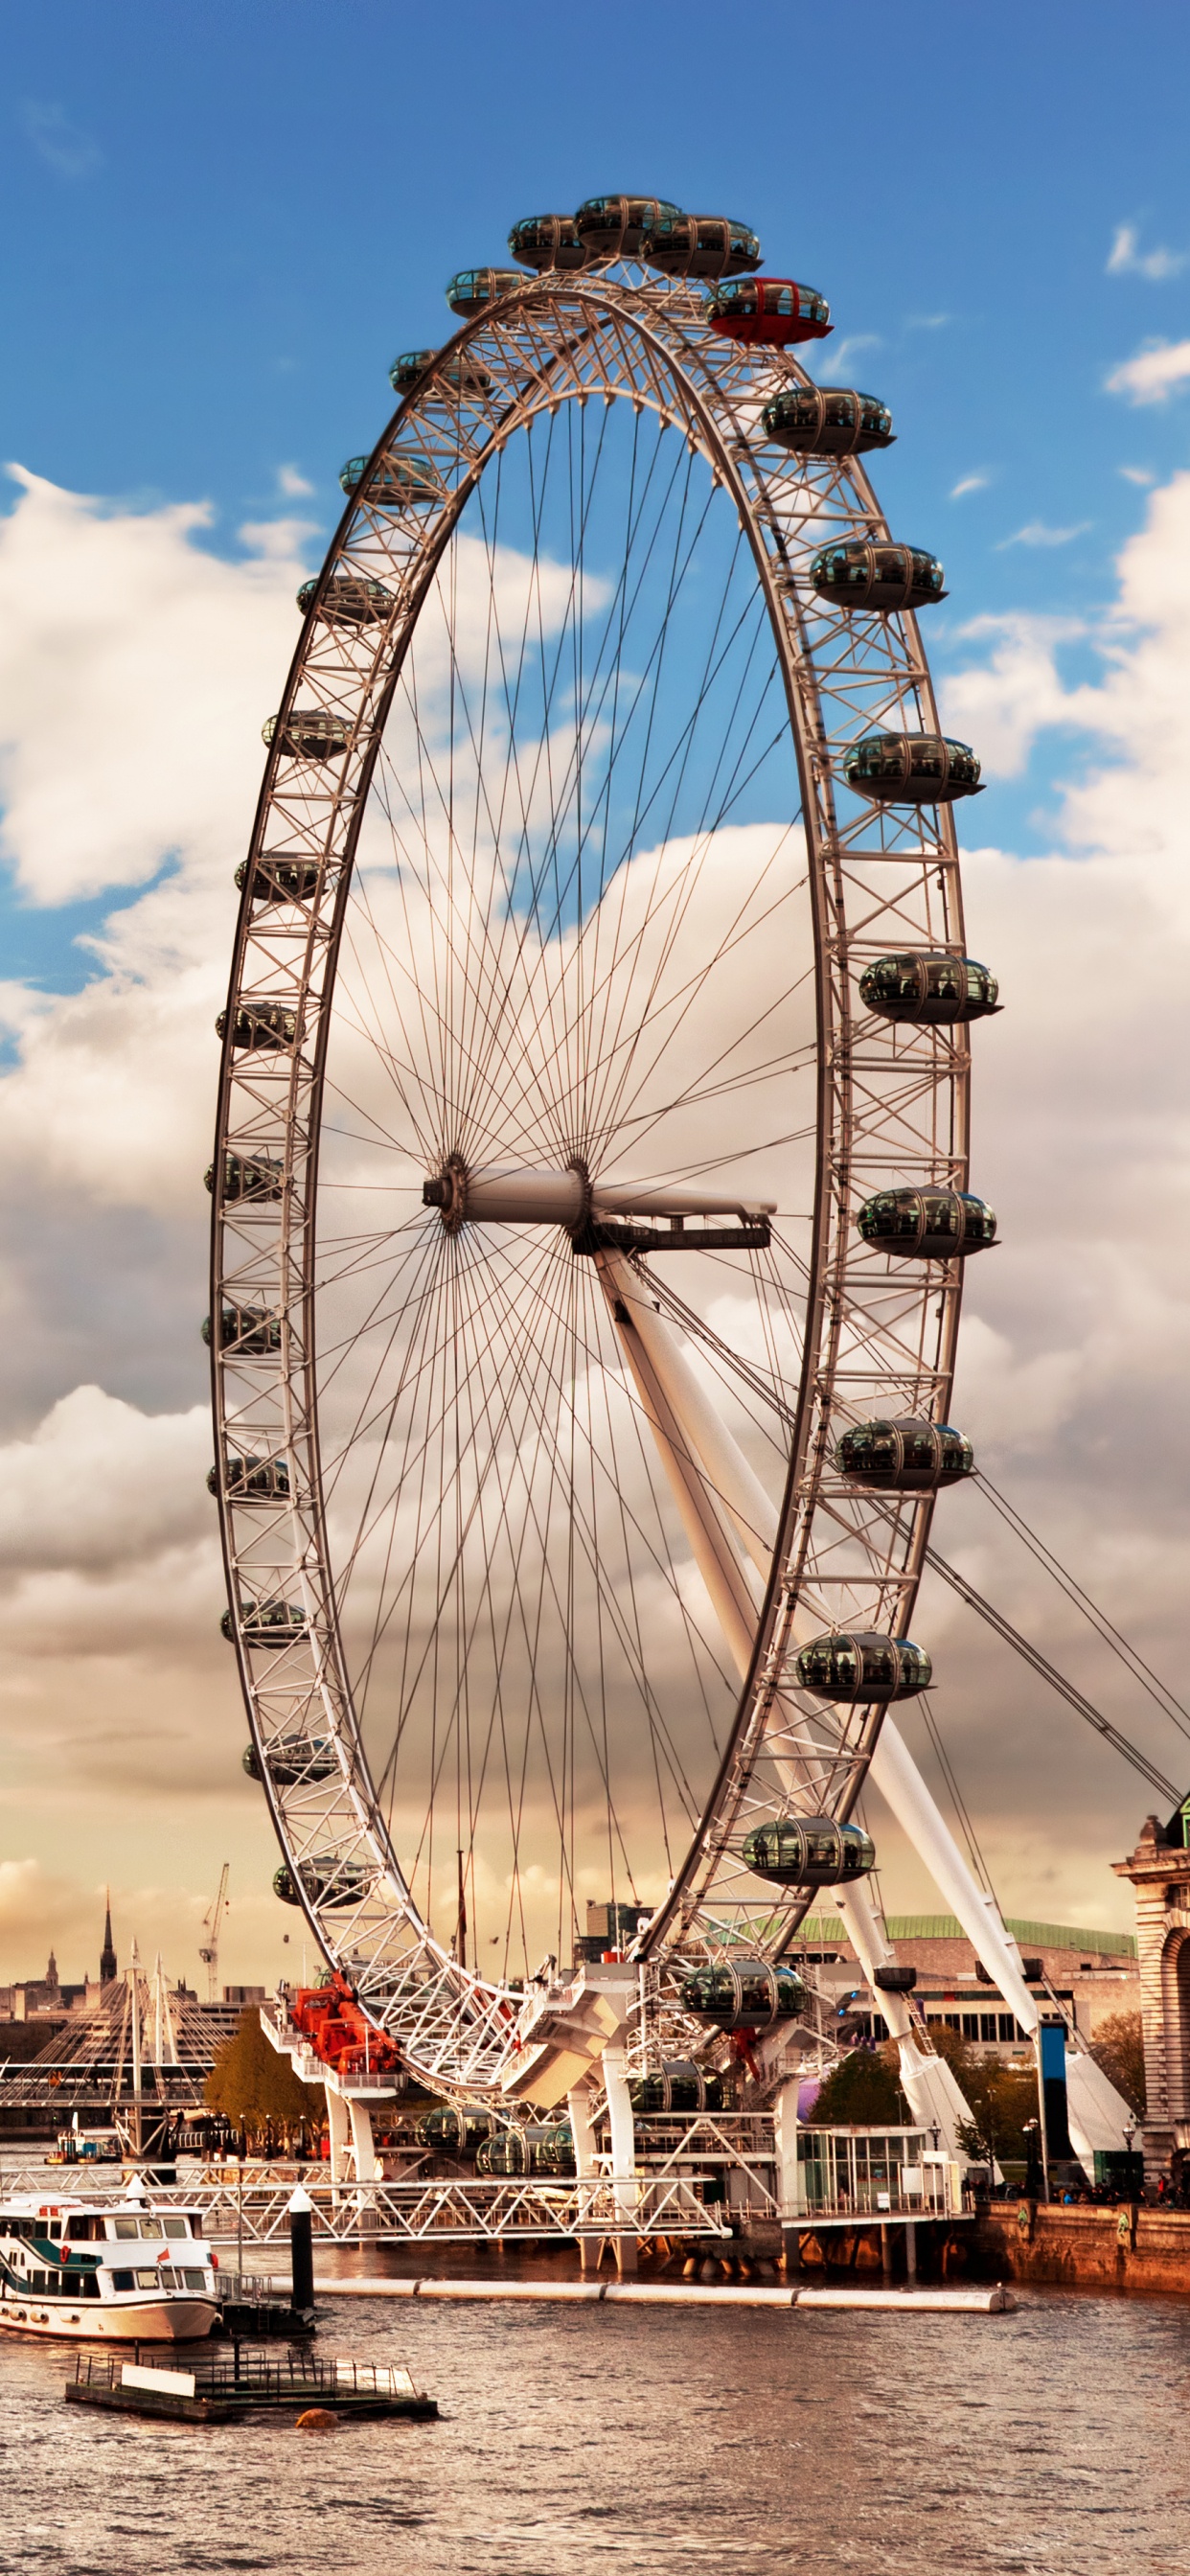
[{"xmin": 210, "ymin": 192, "xmax": 1006, "ymax": 2121}]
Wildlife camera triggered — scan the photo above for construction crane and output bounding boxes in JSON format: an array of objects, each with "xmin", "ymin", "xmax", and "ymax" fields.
[{"xmin": 198, "ymin": 1864, "xmax": 229, "ymax": 2005}]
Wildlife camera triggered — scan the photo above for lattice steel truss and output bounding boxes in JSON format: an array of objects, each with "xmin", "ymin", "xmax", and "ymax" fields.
[{"xmin": 211, "ymin": 258, "xmax": 974, "ymax": 2093}]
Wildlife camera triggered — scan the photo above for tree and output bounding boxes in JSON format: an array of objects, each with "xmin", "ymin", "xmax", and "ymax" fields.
[
  {"xmin": 205, "ymin": 2010, "xmax": 325, "ymax": 2141},
  {"xmin": 809, "ymin": 2047, "xmax": 909, "ymax": 2125},
  {"xmin": 1089, "ymin": 2011, "xmax": 1146, "ymax": 2117}
]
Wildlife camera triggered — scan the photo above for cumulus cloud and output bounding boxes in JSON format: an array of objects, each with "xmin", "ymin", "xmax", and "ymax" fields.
[
  {"xmin": 1107, "ymin": 339, "xmax": 1190, "ymax": 404},
  {"xmin": 0, "ymin": 459, "xmax": 1188, "ymax": 1963},
  {"xmin": 1107, "ymin": 223, "xmax": 1189, "ymax": 282},
  {"xmin": 276, "ymin": 465, "xmax": 315, "ymax": 499}
]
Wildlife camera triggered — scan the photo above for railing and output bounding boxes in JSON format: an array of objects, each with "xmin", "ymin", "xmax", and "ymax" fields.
[
  {"xmin": 72, "ymin": 2349, "xmax": 423, "ymax": 2401},
  {"xmin": 31, "ymin": 2170, "xmax": 733, "ymax": 2245}
]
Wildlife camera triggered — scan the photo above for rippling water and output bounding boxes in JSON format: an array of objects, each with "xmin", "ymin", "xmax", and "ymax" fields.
[{"xmin": 3, "ymin": 2273, "xmax": 1189, "ymax": 2574}]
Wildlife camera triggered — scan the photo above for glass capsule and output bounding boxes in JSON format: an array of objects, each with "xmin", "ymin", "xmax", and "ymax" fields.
[
  {"xmin": 629, "ymin": 2060, "xmax": 723, "ymax": 2113},
  {"xmin": 263, "ymin": 709, "xmax": 348, "ymax": 762},
  {"xmin": 235, "ymin": 858, "xmax": 324, "ymax": 907},
  {"xmin": 574, "ymin": 195, "xmax": 683, "ymax": 260},
  {"xmin": 641, "ymin": 214, "xmax": 762, "ymax": 280},
  {"xmin": 857, "ymin": 1186, "xmax": 997, "ymax": 1258},
  {"xmin": 742, "ymin": 1817, "xmax": 876, "ymax": 1886},
  {"xmin": 842, "ymin": 732, "xmax": 982, "ymax": 802},
  {"xmin": 445, "ymin": 267, "xmax": 525, "ymax": 315},
  {"xmin": 810, "ymin": 541, "xmax": 946, "ymax": 612},
  {"xmin": 216, "ymin": 1001, "xmax": 298, "ymax": 1052},
  {"xmin": 388, "ymin": 347, "xmax": 493, "ymax": 395},
  {"xmin": 416, "ymin": 2104, "xmax": 492, "ymax": 2153},
  {"xmin": 222, "ymin": 1598, "xmax": 306, "ymax": 1648},
  {"xmin": 762, "ymin": 385, "xmax": 893, "ymax": 455},
  {"xmin": 208, "ymin": 1453, "xmax": 291, "ymax": 1503},
  {"xmin": 273, "ymin": 1856, "xmax": 370, "ymax": 1909},
  {"xmin": 205, "ymin": 1154, "xmax": 284, "ymax": 1204},
  {"xmin": 296, "ymin": 574, "xmax": 393, "ymax": 627},
  {"xmin": 859, "ymin": 953, "xmax": 999, "ymax": 1023},
  {"xmin": 795, "ymin": 1631, "xmax": 932, "ymax": 1702},
  {"xmin": 707, "ymin": 278, "xmax": 831, "ymax": 347},
  {"xmin": 243, "ymin": 1735, "xmax": 337, "ymax": 1784},
  {"xmin": 507, "ymin": 214, "xmax": 589, "ymax": 273},
  {"xmin": 339, "ymin": 450, "xmax": 445, "ymax": 506},
  {"xmin": 678, "ymin": 1960, "xmax": 806, "ymax": 2031},
  {"xmin": 202, "ymin": 1304, "xmax": 283, "ymax": 1353},
  {"xmin": 835, "ymin": 1418, "xmax": 975, "ymax": 1488}
]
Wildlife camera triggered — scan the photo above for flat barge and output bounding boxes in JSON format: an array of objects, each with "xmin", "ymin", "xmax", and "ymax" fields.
[{"xmin": 66, "ymin": 2347, "xmax": 438, "ymax": 2424}]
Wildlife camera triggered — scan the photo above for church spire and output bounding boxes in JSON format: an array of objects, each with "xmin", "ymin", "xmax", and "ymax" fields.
[{"xmin": 100, "ymin": 1892, "xmax": 117, "ymax": 1986}]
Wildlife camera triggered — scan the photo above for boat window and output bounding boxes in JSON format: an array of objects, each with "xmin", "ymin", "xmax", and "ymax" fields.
[
  {"xmin": 182, "ymin": 2269, "xmax": 208, "ymax": 2291},
  {"xmin": 137, "ymin": 2219, "xmax": 164, "ymax": 2239},
  {"xmin": 111, "ymin": 2217, "xmax": 140, "ymax": 2239},
  {"xmin": 66, "ymin": 2216, "xmax": 100, "ymax": 2240},
  {"xmin": 111, "ymin": 2268, "xmax": 135, "ymax": 2291},
  {"xmin": 161, "ymin": 2217, "xmax": 190, "ymax": 2240},
  {"xmin": 135, "ymin": 2267, "xmax": 162, "ymax": 2289}
]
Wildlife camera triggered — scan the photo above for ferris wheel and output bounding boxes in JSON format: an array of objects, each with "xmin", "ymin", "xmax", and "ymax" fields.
[{"xmin": 209, "ymin": 193, "xmax": 997, "ymax": 2102}]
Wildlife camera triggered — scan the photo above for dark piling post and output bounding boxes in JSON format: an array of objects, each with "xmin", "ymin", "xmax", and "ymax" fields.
[{"xmin": 289, "ymin": 2182, "xmax": 315, "ymax": 2319}]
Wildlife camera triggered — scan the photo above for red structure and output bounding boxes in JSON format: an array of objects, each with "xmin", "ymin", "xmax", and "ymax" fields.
[{"xmin": 290, "ymin": 1975, "xmax": 401, "ymax": 2080}]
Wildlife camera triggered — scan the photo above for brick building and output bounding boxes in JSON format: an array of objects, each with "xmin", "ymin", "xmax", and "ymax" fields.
[
  {"xmin": 790, "ymin": 1911, "xmax": 1139, "ymax": 2063},
  {"xmin": 1113, "ymin": 1807, "xmax": 1190, "ymax": 2176}
]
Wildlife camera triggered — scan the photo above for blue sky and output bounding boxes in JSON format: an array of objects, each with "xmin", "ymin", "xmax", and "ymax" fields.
[
  {"xmin": 4, "ymin": 0, "xmax": 1190, "ymax": 964},
  {"xmin": 1, "ymin": 0, "xmax": 1189, "ymax": 1976}
]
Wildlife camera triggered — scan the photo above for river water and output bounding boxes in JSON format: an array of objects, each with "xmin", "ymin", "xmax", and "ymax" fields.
[{"xmin": 2, "ymin": 2276, "xmax": 1189, "ymax": 2575}]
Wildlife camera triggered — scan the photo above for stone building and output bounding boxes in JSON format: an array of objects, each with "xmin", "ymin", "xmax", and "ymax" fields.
[
  {"xmin": 1113, "ymin": 1806, "xmax": 1190, "ymax": 2175},
  {"xmin": 790, "ymin": 1910, "xmax": 1139, "ymax": 2065}
]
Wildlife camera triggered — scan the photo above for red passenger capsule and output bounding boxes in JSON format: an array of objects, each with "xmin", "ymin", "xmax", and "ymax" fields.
[{"xmin": 708, "ymin": 277, "xmax": 832, "ymax": 348}]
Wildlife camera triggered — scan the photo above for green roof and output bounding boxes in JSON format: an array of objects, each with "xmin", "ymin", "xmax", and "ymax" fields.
[{"xmin": 795, "ymin": 1913, "xmax": 1136, "ymax": 1960}]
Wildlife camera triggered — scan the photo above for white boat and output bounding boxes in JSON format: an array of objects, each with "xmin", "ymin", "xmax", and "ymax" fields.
[{"xmin": 0, "ymin": 2192, "xmax": 219, "ymax": 2341}]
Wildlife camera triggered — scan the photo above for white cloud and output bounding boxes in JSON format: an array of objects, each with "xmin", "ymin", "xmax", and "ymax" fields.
[
  {"xmin": 828, "ymin": 334, "xmax": 881, "ymax": 372},
  {"xmin": 1107, "ymin": 339, "xmax": 1190, "ymax": 404},
  {"xmin": 1119, "ymin": 466, "xmax": 1156, "ymax": 487},
  {"xmin": 22, "ymin": 101, "xmax": 102, "ymax": 181},
  {"xmin": 950, "ymin": 473, "xmax": 990, "ymax": 500},
  {"xmin": 276, "ymin": 464, "xmax": 315, "ymax": 498},
  {"xmin": 1108, "ymin": 223, "xmax": 1189, "ymax": 282},
  {"xmin": 940, "ymin": 614, "xmax": 1087, "ymax": 774},
  {"xmin": 996, "ymin": 521, "xmax": 1091, "ymax": 549}
]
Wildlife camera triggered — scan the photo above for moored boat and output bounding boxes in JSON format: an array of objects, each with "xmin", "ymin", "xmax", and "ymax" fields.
[{"xmin": 0, "ymin": 2192, "xmax": 219, "ymax": 2341}]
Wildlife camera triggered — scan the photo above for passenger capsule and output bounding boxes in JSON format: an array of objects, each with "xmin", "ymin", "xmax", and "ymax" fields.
[
  {"xmin": 475, "ymin": 2124, "xmax": 559, "ymax": 2176},
  {"xmin": 235, "ymin": 857, "xmax": 324, "ymax": 907},
  {"xmin": 678, "ymin": 1960, "xmax": 806, "ymax": 2031},
  {"xmin": 205, "ymin": 1153, "xmax": 284, "ymax": 1204},
  {"xmin": 507, "ymin": 214, "xmax": 589, "ymax": 273},
  {"xmin": 574, "ymin": 195, "xmax": 682, "ymax": 261},
  {"xmin": 762, "ymin": 385, "xmax": 894, "ymax": 456},
  {"xmin": 795, "ymin": 1631, "xmax": 931, "ymax": 1703},
  {"xmin": 263, "ymin": 709, "xmax": 348, "ymax": 762},
  {"xmin": 843, "ymin": 732, "xmax": 982, "ymax": 802},
  {"xmin": 242, "ymin": 1735, "xmax": 337, "ymax": 1784},
  {"xmin": 208, "ymin": 1453, "xmax": 291, "ymax": 1503},
  {"xmin": 221, "ymin": 1598, "xmax": 306, "ymax": 1648},
  {"xmin": 202, "ymin": 1304, "xmax": 283, "ymax": 1354},
  {"xmin": 445, "ymin": 267, "xmax": 525, "ymax": 316},
  {"xmin": 296, "ymin": 574, "xmax": 393, "ymax": 627},
  {"xmin": 339, "ymin": 450, "xmax": 445, "ymax": 507},
  {"xmin": 629, "ymin": 2060, "xmax": 723, "ymax": 2114},
  {"xmin": 641, "ymin": 215, "xmax": 762, "ymax": 280},
  {"xmin": 857, "ymin": 1186, "xmax": 997, "ymax": 1258},
  {"xmin": 388, "ymin": 347, "xmax": 493, "ymax": 395},
  {"xmin": 811, "ymin": 541, "xmax": 946, "ymax": 612},
  {"xmin": 742, "ymin": 1816, "xmax": 876, "ymax": 1887},
  {"xmin": 416, "ymin": 2104, "xmax": 492, "ymax": 2154},
  {"xmin": 707, "ymin": 278, "xmax": 831, "ymax": 348},
  {"xmin": 859, "ymin": 953, "xmax": 999, "ymax": 1024},
  {"xmin": 835, "ymin": 1418, "xmax": 975, "ymax": 1489},
  {"xmin": 216, "ymin": 1000, "xmax": 298, "ymax": 1052},
  {"xmin": 273, "ymin": 1855, "xmax": 371, "ymax": 1909}
]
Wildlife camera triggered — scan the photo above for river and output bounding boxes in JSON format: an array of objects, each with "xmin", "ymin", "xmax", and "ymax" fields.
[{"xmin": 2, "ymin": 2273, "xmax": 1188, "ymax": 2574}]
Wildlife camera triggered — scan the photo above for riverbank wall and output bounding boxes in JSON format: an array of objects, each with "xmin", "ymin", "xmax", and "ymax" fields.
[{"xmin": 972, "ymin": 2203, "xmax": 1190, "ymax": 2295}]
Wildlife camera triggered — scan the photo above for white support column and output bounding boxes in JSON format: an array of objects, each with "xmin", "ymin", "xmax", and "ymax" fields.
[
  {"xmin": 348, "ymin": 2096, "xmax": 380, "ymax": 2183},
  {"xmin": 773, "ymin": 2074, "xmax": 802, "ymax": 2270},
  {"xmin": 602, "ymin": 2046, "xmax": 639, "ymax": 2275},
  {"xmin": 325, "ymin": 2082, "xmax": 351, "ymax": 2187},
  {"xmin": 568, "ymin": 2081, "xmax": 601, "ymax": 2275}
]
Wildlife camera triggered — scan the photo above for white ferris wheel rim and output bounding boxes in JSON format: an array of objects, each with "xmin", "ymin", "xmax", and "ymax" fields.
[{"xmin": 210, "ymin": 258, "xmax": 974, "ymax": 2094}]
